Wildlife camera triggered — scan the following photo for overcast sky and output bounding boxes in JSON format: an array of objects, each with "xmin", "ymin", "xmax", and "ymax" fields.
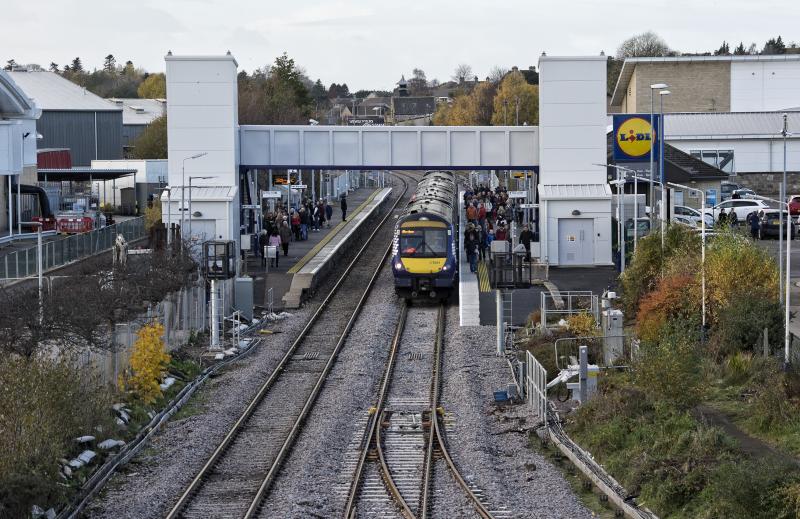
[{"xmin": 4, "ymin": 0, "xmax": 800, "ymax": 91}]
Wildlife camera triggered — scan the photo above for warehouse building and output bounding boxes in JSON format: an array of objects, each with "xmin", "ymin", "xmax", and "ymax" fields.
[
  {"xmin": 6, "ymin": 70, "xmax": 123, "ymax": 167},
  {"xmin": 107, "ymin": 97, "xmax": 165, "ymax": 154}
]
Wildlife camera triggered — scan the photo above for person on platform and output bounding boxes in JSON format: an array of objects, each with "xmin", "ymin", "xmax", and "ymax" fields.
[
  {"xmin": 325, "ymin": 199, "xmax": 333, "ymax": 227},
  {"xmin": 341, "ymin": 195, "xmax": 348, "ymax": 222},
  {"xmin": 279, "ymin": 218, "xmax": 292, "ymax": 256},
  {"xmin": 519, "ymin": 224, "xmax": 534, "ymax": 261},
  {"xmin": 268, "ymin": 229, "xmax": 282, "ymax": 268},
  {"xmin": 258, "ymin": 229, "xmax": 268, "ymax": 267}
]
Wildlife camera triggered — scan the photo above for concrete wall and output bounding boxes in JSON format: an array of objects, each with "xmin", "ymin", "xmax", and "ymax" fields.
[
  {"xmin": 732, "ymin": 60, "xmax": 800, "ymax": 111},
  {"xmin": 629, "ymin": 62, "xmax": 731, "ymax": 113},
  {"xmin": 538, "ymin": 56, "xmax": 608, "ymax": 185},
  {"xmin": 736, "ymin": 172, "xmax": 800, "ymax": 197}
]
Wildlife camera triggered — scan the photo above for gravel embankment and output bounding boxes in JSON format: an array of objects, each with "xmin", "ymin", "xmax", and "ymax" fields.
[
  {"xmin": 440, "ymin": 305, "xmax": 592, "ymax": 519},
  {"xmin": 84, "ymin": 303, "xmax": 316, "ymax": 518},
  {"xmin": 258, "ymin": 266, "xmax": 400, "ymax": 517}
]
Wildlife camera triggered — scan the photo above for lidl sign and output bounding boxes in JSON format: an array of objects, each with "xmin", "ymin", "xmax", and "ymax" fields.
[{"xmin": 613, "ymin": 114, "xmax": 660, "ymax": 162}]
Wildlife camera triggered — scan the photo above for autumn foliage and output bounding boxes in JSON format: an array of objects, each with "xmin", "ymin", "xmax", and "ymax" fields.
[
  {"xmin": 637, "ymin": 273, "xmax": 699, "ymax": 344},
  {"xmin": 121, "ymin": 322, "xmax": 170, "ymax": 404}
]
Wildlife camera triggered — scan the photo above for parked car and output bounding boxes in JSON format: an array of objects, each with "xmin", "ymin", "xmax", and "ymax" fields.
[
  {"xmin": 756, "ymin": 209, "xmax": 797, "ymax": 239},
  {"xmin": 674, "ymin": 205, "xmax": 714, "ymax": 227},
  {"xmin": 721, "ymin": 182, "xmax": 741, "ymax": 201},
  {"xmin": 789, "ymin": 195, "xmax": 800, "ymax": 215},
  {"xmin": 673, "ymin": 215, "xmax": 698, "ymax": 228},
  {"xmin": 704, "ymin": 199, "xmax": 769, "ymax": 223},
  {"xmin": 731, "ymin": 188, "xmax": 756, "ymax": 199}
]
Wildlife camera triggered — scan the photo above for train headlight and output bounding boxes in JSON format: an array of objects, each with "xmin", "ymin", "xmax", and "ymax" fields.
[
  {"xmin": 394, "ymin": 261, "xmax": 405, "ymax": 271},
  {"xmin": 442, "ymin": 264, "xmax": 449, "ymax": 271}
]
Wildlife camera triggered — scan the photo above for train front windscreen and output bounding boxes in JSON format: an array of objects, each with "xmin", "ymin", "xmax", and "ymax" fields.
[{"xmin": 399, "ymin": 228, "xmax": 447, "ymax": 257}]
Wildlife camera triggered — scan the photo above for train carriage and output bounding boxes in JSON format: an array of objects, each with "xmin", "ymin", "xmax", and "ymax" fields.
[{"xmin": 392, "ymin": 171, "xmax": 459, "ymax": 301}]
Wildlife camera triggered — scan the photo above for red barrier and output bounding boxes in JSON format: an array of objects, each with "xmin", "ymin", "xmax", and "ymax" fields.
[{"xmin": 57, "ymin": 217, "xmax": 94, "ymax": 234}]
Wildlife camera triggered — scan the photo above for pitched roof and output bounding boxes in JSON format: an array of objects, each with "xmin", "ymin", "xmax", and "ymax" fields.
[
  {"xmin": 6, "ymin": 70, "xmax": 122, "ymax": 112},
  {"xmin": 392, "ymin": 96, "xmax": 436, "ymax": 116},
  {"xmin": 106, "ymin": 98, "xmax": 166, "ymax": 125},
  {"xmin": 664, "ymin": 111, "xmax": 800, "ymax": 139}
]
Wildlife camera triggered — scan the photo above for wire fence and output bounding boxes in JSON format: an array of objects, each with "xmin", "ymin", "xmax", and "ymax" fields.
[{"xmin": 0, "ymin": 217, "xmax": 146, "ymax": 281}]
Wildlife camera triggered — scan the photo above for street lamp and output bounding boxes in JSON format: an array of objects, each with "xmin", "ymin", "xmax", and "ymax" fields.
[
  {"xmin": 596, "ymin": 163, "xmax": 641, "ymax": 252},
  {"xmin": 659, "ymin": 90, "xmax": 671, "ymax": 251},
  {"xmin": 181, "ymin": 152, "xmax": 207, "ymax": 239},
  {"xmin": 650, "ymin": 83, "xmax": 668, "ymax": 229},
  {"xmin": 667, "ymin": 182, "xmax": 707, "ymax": 330},
  {"xmin": 779, "ymin": 114, "xmax": 794, "ymax": 301},
  {"xmin": 188, "ymin": 175, "xmax": 217, "ymax": 242},
  {"xmin": 21, "ymin": 221, "xmax": 43, "ymax": 321},
  {"xmin": 753, "ymin": 194, "xmax": 793, "ymax": 369},
  {"xmin": 163, "ymin": 187, "xmax": 172, "ymax": 246}
]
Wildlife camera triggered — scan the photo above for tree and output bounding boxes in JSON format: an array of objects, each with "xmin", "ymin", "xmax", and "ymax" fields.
[
  {"xmin": 491, "ymin": 70, "xmax": 539, "ymax": 126},
  {"xmin": 131, "ymin": 115, "xmax": 167, "ymax": 159},
  {"xmin": 4, "ymin": 59, "xmax": 16, "ymax": 71},
  {"xmin": 452, "ymin": 63, "xmax": 473, "ymax": 83},
  {"xmin": 521, "ymin": 65, "xmax": 539, "ymax": 85},
  {"xmin": 471, "ymin": 81, "xmax": 496, "ymax": 125},
  {"xmin": 70, "ymin": 57, "xmax": 83, "ymax": 73},
  {"xmin": 488, "ymin": 65, "xmax": 509, "ymax": 84},
  {"xmin": 733, "ymin": 42, "xmax": 747, "ymax": 55},
  {"xmin": 121, "ymin": 60, "xmax": 135, "ymax": 76},
  {"xmin": 408, "ymin": 68, "xmax": 429, "ymax": 95},
  {"xmin": 715, "ymin": 41, "xmax": 731, "ymax": 55},
  {"xmin": 121, "ymin": 322, "xmax": 170, "ymax": 404},
  {"xmin": 616, "ymin": 31, "xmax": 671, "ymax": 58},
  {"xmin": 137, "ymin": 73, "xmax": 166, "ymax": 98},
  {"xmin": 763, "ymin": 36, "xmax": 786, "ymax": 55},
  {"xmin": 103, "ymin": 54, "xmax": 116, "ymax": 72},
  {"xmin": 48, "ymin": 62, "xmax": 59, "ymax": 73}
]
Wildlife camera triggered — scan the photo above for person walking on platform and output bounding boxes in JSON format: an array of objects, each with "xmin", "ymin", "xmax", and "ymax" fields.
[
  {"xmin": 341, "ymin": 195, "xmax": 348, "ymax": 222},
  {"xmin": 519, "ymin": 224, "xmax": 534, "ymax": 261},
  {"xmin": 299, "ymin": 207, "xmax": 309, "ymax": 240},
  {"xmin": 291, "ymin": 211, "xmax": 301, "ymax": 241},
  {"xmin": 325, "ymin": 199, "xmax": 333, "ymax": 227},
  {"xmin": 268, "ymin": 229, "xmax": 282, "ymax": 268},
  {"xmin": 279, "ymin": 219, "xmax": 292, "ymax": 256},
  {"xmin": 258, "ymin": 229, "xmax": 268, "ymax": 267}
]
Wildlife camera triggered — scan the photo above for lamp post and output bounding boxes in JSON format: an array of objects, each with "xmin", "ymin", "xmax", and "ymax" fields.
[
  {"xmin": 163, "ymin": 187, "xmax": 172, "ymax": 246},
  {"xmin": 21, "ymin": 221, "xmax": 43, "ymax": 321},
  {"xmin": 649, "ymin": 83, "xmax": 668, "ymax": 229},
  {"xmin": 779, "ymin": 114, "xmax": 793, "ymax": 302},
  {"xmin": 597, "ymin": 163, "xmax": 639, "ymax": 252},
  {"xmin": 753, "ymin": 194, "xmax": 793, "ymax": 368},
  {"xmin": 188, "ymin": 175, "xmax": 216, "ymax": 243},
  {"xmin": 181, "ymin": 153, "xmax": 207, "ymax": 238},
  {"xmin": 659, "ymin": 90, "xmax": 671, "ymax": 250},
  {"xmin": 667, "ymin": 182, "xmax": 706, "ymax": 330},
  {"xmin": 611, "ymin": 173, "xmax": 627, "ymax": 272}
]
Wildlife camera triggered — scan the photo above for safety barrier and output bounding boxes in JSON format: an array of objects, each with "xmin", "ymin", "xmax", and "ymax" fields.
[
  {"xmin": 526, "ymin": 350, "xmax": 548, "ymax": 423},
  {"xmin": 0, "ymin": 217, "xmax": 146, "ymax": 282}
]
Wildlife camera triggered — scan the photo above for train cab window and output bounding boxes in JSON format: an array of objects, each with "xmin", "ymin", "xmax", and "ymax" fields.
[{"xmin": 399, "ymin": 228, "xmax": 447, "ymax": 257}]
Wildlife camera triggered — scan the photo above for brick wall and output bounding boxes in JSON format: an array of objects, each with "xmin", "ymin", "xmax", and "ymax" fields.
[{"xmin": 633, "ymin": 62, "xmax": 731, "ymax": 113}]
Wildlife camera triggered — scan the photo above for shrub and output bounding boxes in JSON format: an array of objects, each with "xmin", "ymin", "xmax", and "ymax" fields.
[
  {"xmin": 121, "ymin": 322, "xmax": 170, "ymax": 404},
  {"xmin": 144, "ymin": 200, "xmax": 162, "ymax": 230},
  {"xmin": 710, "ymin": 292, "xmax": 782, "ymax": 358},
  {"xmin": 565, "ymin": 312, "xmax": 598, "ymax": 337},
  {"xmin": 0, "ymin": 357, "xmax": 115, "ymax": 517},
  {"xmin": 636, "ymin": 273, "xmax": 699, "ymax": 344}
]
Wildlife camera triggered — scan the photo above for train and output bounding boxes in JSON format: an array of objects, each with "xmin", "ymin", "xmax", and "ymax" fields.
[{"xmin": 392, "ymin": 170, "xmax": 459, "ymax": 301}]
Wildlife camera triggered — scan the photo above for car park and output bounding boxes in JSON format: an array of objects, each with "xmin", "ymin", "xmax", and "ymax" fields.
[
  {"xmin": 756, "ymin": 209, "xmax": 797, "ymax": 239},
  {"xmin": 731, "ymin": 188, "xmax": 756, "ymax": 199},
  {"xmin": 789, "ymin": 195, "xmax": 800, "ymax": 215},
  {"xmin": 674, "ymin": 205, "xmax": 714, "ymax": 227},
  {"xmin": 704, "ymin": 199, "xmax": 769, "ymax": 223},
  {"xmin": 721, "ymin": 182, "xmax": 740, "ymax": 201}
]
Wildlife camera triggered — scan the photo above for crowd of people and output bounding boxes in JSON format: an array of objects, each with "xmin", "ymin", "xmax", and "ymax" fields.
[
  {"xmin": 461, "ymin": 184, "xmax": 535, "ymax": 273},
  {"xmin": 257, "ymin": 197, "xmax": 339, "ymax": 267}
]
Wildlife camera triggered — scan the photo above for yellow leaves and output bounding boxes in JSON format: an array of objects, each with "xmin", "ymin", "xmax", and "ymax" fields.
[
  {"xmin": 144, "ymin": 201, "xmax": 162, "ymax": 230},
  {"xmin": 566, "ymin": 312, "xmax": 599, "ymax": 337},
  {"xmin": 120, "ymin": 322, "xmax": 170, "ymax": 404},
  {"xmin": 491, "ymin": 71, "xmax": 539, "ymax": 126}
]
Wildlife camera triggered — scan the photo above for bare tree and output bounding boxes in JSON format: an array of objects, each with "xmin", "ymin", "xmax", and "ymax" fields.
[
  {"xmin": 488, "ymin": 66, "xmax": 509, "ymax": 84},
  {"xmin": 408, "ymin": 68, "xmax": 430, "ymax": 96},
  {"xmin": 616, "ymin": 31, "xmax": 672, "ymax": 58},
  {"xmin": 452, "ymin": 63, "xmax": 473, "ymax": 83}
]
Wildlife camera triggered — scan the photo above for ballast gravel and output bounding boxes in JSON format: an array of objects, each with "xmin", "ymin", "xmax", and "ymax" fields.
[{"xmin": 439, "ymin": 305, "xmax": 593, "ymax": 519}]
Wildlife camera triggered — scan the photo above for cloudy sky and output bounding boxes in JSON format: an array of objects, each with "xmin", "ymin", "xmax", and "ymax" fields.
[{"xmin": 4, "ymin": 0, "xmax": 800, "ymax": 90}]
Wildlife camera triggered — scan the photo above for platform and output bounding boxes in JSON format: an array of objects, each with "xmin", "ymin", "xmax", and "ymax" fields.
[{"xmin": 243, "ymin": 187, "xmax": 391, "ymax": 311}]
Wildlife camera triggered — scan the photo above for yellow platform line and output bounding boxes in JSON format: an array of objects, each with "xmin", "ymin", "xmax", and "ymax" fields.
[
  {"xmin": 287, "ymin": 189, "xmax": 382, "ymax": 274},
  {"xmin": 477, "ymin": 260, "xmax": 491, "ymax": 292}
]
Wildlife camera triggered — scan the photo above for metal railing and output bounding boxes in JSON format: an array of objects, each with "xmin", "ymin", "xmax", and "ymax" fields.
[
  {"xmin": 526, "ymin": 350, "xmax": 548, "ymax": 423},
  {"xmin": 540, "ymin": 290, "xmax": 599, "ymax": 329},
  {"xmin": 0, "ymin": 217, "xmax": 146, "ymax": 282}
]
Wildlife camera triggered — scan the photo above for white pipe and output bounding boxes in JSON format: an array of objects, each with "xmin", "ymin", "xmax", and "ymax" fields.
[{"xmin": 210, "ymin": 279, "xmax": 220, "ymax": 349}]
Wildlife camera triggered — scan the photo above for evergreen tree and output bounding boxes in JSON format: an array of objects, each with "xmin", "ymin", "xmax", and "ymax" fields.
[
  {"xmin": 70, "ymin": 57, "xmax": 83, "ymax": 73},
  {"xmin": 49, "ymin": 62, "xmax": 59, "ymax": 72},
  {"xmin": 4, "ymin": 59, "xmax": 16, "ymax": 71},
  {"xmin": 103, "ymin": 54, "xmax": 116, "ymax": 72},
  {"xmin": 733, "ymin": 42, "xmax": 747, "ymax": 55},
  {"xmin": 715, "ymin": 41, "xmax": 730, "ymax": 55}
]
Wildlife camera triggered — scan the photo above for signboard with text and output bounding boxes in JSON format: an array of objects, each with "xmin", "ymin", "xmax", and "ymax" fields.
[
  {"xmin": 612, "ymin": 114, "xmax": 661, "ymax": 162},
  {"xmin": 508, "ymin": 191, "xmax": 527, "ymax": 198},
  {"xmin": 262, "ymin": 191, "xmax": 282, "ymax": 199}
]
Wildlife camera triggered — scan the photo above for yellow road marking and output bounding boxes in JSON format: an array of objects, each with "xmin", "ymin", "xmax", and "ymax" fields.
[
  {"xmin": 287, "ymin": 189, "xmax": 382, "ymax": 274},
  {"xmin": 477, "ymin": 260, "xmax": 491, "ymax": 292}
]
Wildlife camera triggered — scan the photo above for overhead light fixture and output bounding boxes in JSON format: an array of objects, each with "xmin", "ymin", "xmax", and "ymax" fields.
[{"xmin": 572, "ymin": 210, "xmax": 582, "ymax": 216}]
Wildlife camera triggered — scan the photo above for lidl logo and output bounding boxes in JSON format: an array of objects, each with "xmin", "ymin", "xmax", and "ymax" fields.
[{"xmin": 612, "ymin": 114, "xmax": 661, "ymax": 162}]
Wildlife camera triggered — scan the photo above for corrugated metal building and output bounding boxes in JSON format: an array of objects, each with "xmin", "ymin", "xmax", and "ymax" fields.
[{"xmin": 6, "ymin": 70, "xmax": 123, "ymax": 166}]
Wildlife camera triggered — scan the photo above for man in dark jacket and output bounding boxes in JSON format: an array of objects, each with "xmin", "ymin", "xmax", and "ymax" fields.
[
  {"xmin": 341, "ymin": 196, "xmax": 348, "ymax": 222},
  {"xmin": 747, "ymin": 211, "xmax": 760, "ymax": 240},
  {"xmin": 325, "ymin": 199, "xmax": 333, "ymax": 227},
  {"xmin": 519, "ymin": 224, "xmax": 534, "ymax": 261}
]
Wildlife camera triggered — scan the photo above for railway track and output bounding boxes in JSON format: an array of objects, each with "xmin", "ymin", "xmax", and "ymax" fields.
[
  {"xmin": 165, "ymin": 175, "xmax": 412, "ymax": 519},
  {"xmin": 343, "ymin": 303, "xmax": 500, "ymax": 519}
]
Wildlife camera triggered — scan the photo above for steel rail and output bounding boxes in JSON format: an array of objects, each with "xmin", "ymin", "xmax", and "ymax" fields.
[
  {"xmin": 343, "ymin": 302, "xmax": 415, "ymax": 518},
  {"xmin": 166, "ymin": 176, "xmax": 409, "ymax": 519},
  {"xmin": 419, "ymin": 304, "xmax": 445, "ymax": 519}
]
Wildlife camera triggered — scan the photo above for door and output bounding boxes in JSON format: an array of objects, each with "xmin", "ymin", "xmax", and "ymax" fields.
[{"xmin": 558, "ymin": 219, "xmax": 594, "ymax": 266}]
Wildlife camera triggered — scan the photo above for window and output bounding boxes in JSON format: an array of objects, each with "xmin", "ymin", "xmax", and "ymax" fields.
[
  {"xmin": 689, "ymin": 149, "xmax": 736, "ymax": 174},
  {"xmin": 399, "ymin": 228, "xmax": 448, "ymax": 257}
]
